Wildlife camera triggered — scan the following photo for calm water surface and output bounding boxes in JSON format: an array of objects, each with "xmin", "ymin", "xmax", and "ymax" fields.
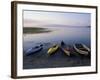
[
  {"xmin": 23, "ymin": 27, "xmax": 91, "ymax": 69},
  {"xmin": 23, "ymin": 27, "xmax": 90, "ymax": 51}
]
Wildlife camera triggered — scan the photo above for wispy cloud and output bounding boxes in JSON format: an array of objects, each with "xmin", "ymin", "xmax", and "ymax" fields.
[{"xmin": 23, "ymin": 10, "xmax": 91, "ymax": 27}]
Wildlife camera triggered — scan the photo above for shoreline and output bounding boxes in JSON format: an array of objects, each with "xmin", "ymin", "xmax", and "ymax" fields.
[{"xmin": 23, "ymin": 27, "xmax": 52, "ymax": 34}]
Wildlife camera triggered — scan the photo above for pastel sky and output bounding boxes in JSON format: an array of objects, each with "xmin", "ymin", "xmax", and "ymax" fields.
[{"xmin": 23, "ymin": 10, "xmax": 91, "ymax": 27}]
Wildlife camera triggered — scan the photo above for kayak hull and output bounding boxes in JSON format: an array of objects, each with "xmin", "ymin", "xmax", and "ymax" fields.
[
  {"xmin": 47, "ymin": 45, "xmax": 59, "ymax": 55},
  {"xmin": 25, "ymin": 46, "xmax": 43, "ymax": 56},
  {"xmin": 61, "ymin": 41, "xmax": 70, "ymax": 56}
]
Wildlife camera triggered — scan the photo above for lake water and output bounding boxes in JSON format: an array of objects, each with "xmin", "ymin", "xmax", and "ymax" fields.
[
  {"xmin": 23, "ymin": 27, "xmax": 91, "ymax": 69},
  {"xmin": 23, "ymin": 27, "xmax": 90, "ymax": 51}
]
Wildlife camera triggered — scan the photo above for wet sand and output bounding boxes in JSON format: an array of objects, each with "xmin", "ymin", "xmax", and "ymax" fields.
[{"xmin": 23, "ymin": 43, "xmax": 90, "ymax": 69}]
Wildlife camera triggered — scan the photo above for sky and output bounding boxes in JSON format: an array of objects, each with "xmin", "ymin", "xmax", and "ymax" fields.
[{"xmin": 23, "ymin": 10, "xmax": 91, "ymax": 27}]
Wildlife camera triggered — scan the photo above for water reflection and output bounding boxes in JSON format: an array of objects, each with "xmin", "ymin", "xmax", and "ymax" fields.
[
  {"xmin": 23, "ymin": 27, "xmax": 90, "ymax": 51},
  {"xmin": 23, "ymin": 27, "xmax": 91, "ymax": 69}
]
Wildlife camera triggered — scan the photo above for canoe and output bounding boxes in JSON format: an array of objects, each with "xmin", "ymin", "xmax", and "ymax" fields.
[
  {"xmin": 73, "ymin": 43, "xmax": 90, "ymax": 56},
  {"xmin": 61, "ymin": 41, "xmax": 70, "ymax": 56},
  {"xmin": 25, "ymin": 44, "xmax": 43, "ymax": 56},
  {"xmin": 47, "ymin": 44, "xmax": 59, "ymax": 55},
  {"xmin": 82, "ymin": 44, "xmax": 90, "ymax": 52}
]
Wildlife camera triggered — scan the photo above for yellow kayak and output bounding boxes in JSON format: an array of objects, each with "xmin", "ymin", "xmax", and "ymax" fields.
[{"xmin": 47, "ymin": 45, "xmax": 59, "ymax": 55}]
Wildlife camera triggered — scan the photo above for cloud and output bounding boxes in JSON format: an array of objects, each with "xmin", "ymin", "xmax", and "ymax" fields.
[{"xmin": 23, "ymin": 11, "xmax": 91, "ymax": 27}]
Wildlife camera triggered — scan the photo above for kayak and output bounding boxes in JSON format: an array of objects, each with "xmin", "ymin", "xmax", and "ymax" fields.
[
  {"xmin": 47, "ymin": 44, "xmax": 59, "ymax": 55},
  {"xmin": 73, "ymin": 43, "xmax": 90, "ymax": 56},
  {"xmin": 61, "ymin": 41, "xmax": 70, "ymax": 56},
  {"xmin": 25, "ymin": 44, "xmax": 43, "ymax": 56}
]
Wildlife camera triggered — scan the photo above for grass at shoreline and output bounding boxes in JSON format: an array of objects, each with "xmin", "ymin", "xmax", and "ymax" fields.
[{"xmin": 23, "ymin": 27, "xmax": 51, "ymax": 34}]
